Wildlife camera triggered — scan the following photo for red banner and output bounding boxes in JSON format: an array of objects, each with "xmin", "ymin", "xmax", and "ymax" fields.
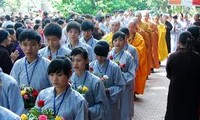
[
  {"xmin": 193, "ymin": 0, "xmax": 200, "ymax": 5},
  {"xmin": 169, "ymin": 0, "xmax": 181, "ymax": 4}
]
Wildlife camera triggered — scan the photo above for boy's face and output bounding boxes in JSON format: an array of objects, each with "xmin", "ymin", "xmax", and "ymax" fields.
[
  {"xmin": 67, "ymin": 28, "xmax": 80, "ymax": 43},
  {"xmin": 46, "ymin": 36, "xmax": 60, "ymax": 49},
  {"xmin": 113, "ymin": 37, "xmax": 126, "ymax": 52},
  {"xmin": 10, "ymin": 34, "xmax": 16, "ymax": 42},
  {"xmin": 20, "ymin": 39, "xmax": 40, "ymax": 60},
  {"xmin": 83, "ymin": 30, "xmax": 93, "ymax": 40}
]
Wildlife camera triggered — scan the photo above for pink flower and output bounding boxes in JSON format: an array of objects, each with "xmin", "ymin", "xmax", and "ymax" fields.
[
  {"xmin": 37, "ymin": 100, "xmax": 45, "ymax": 107},
  {"xmin": 23, "ymin": 94, "xmax": 29, "ymax": 99},
  {"xmin": 109, "ymin": 55, "xmax": 113, "ymax": 60},
  {"xmin": 38, "ymin": 115, "xmax": 48, "ymax": 120},
  {"xmin": 120, "ymin": 64, "xmax": 126, "ymax": 68}
]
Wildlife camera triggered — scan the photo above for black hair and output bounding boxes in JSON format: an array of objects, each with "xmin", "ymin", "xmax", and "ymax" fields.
[
  {"xmin": 19, "ymin": 29, "xmax": 41, "ymax": 43},
  {"xmin": 0, "ymin": 29, "xmax": 9, "ymax": 43},
  {"xmin": 16, "ymin": 28, "xmax": 25, "ymax": 41},
  {"xmin": 85, "ymin": 14, "xmax": 92, "ymax": 19},
  {"xmin": 66, "ymin": 21, "xmax": 81, "ymax": 33},
  {"xmin": 74, "ymin": 18, "xmax": 83, "ymax": 24},
  {"xmin": 44, "ymin": 23, "xmax": 62, "ymax": 39},
  {"xmin": 105, "ymin": 14, "xmax": 111, "ymax": 18},
  {"xmin": 6, "ymin": 28, "xmax": 15, "ymax": 35},
  {"xmin": 187, "ymin": 25, "xmax": 200, "ymax": 39},
  {"xmin": 96, "ymin": 16, "xmax": 104, "ymax": 23},
  {"xmin": 94, "ymin": 40, "xmax": 109, "ymax": 57},
  {"xmin": 70, "ymin": 46, "xmax": 89, "ymax": 70},
  {"xmin": 179, "ymin": 31, "xmax": 192, "ymax": 45},
  {"xmin": 112, "ymin": 31, "xmax": 125, "ymax": 43},
  {"xmin": 33, "ymin": 24, "xmax": 40, "ymax": 31},
  {"xmin": 81, "ymin": 20, "xmax": 94, "ymax": 31},
  {"xmin": 47, "ymin": 57, "xmax": 72, "ymax": 78},
  {"xmin": 6, "ymin": 24, "xmax": 14, "ymax": 29},
  {"xmin": 14, "ymin": 22, "xmax": 24, "ymax": 31},
  {"xmin": 178, "ymin": 31, "xmax": 193, "ymax": 52},
  {"xmin": 5, "ymin": 15, "xmax": 11, "ymax": 20},
  {"xmin": 35, "ymin": 19, "xmax": 41, "ymax": 25},
  {"xmin": 53, "ymin": 17, "xmax": 60, "ymax": 23},
  {"xmin": 119, "ymin": 27, "xmax": 129, "ymax": 36},
  {"xmin": 57, "ymin": 19, "xmax": 64, "ymax": 25},
  {"xmin": 113, "ymin": 10, "xmax": 118, "ymax": 14},
  {"xmin": 42, "ymin": 18, "xmax": 51, "ymax": 28}
]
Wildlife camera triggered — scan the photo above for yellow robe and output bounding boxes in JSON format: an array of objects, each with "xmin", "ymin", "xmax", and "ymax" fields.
[
  {"xmin": 102, "ymin": 32, "xmax": 113, "ymax": 47},
  {"xmin": 128, "ymin": 32, "xmax": 147, "ymax": 94},
  {"xmin": 157, "ymin": 24, "xmax": 168, "ymax": 61}
]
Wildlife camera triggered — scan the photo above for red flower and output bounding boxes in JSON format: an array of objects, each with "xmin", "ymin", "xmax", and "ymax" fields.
[
  {"xmin": 32, "ymin": 89, "xmax": 39, "ymax": 97},
  {"xmin": 109, "ymin": 55, "xmax": 113, "ymax": 60},
  {"xmin": 37, "ymin": 100, "xmax": 45, "ymax": 107},
  {"xmin": 120, "ymin": 64, "xmax": 126, "ymax": 68},
  {"xmin": 48, "ymin": 55, "xmax": 52, "ymax": 60},
  {"xmin": 89, "ymin": 67, "xmax": 94, "ymax": 72}
]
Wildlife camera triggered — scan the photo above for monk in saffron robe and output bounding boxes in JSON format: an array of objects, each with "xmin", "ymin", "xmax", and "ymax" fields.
[
  {"xmin": 143, "ymin": 12, "xmax": 160, "ymax": 69},
  {"xmin": 128, "ymin": 20, "xmax": 148, "ymax": 94},
  {"xmin": 135, "ymin": 12, "xmax": 151, "ymax": 74}
]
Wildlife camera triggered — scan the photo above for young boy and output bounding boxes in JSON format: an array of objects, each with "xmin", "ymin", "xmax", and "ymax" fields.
[
  {"xmin": 108, "ymin": 31, "xmax": 136, "ymax": 120},
  {"xmin": 39, "ymin": 23, "xmax": 71, "ymax": 60},
  {"xmin": 64, "ymin": 21, "xmax": 95, "ymax": 62},
  {"xmin": 80, "ymin": 20, "xmax": 98, "ymax": 50},
  {"xmin": 10, "ymin": 29, "xmax": 52, "ymax": 91}
]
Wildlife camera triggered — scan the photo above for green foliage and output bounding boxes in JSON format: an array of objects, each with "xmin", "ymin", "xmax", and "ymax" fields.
[
  {"xmin": 52, "ymin": 0, "xmax": 199, "ymax": 16},
  {"xmin": 0, "ymin": 0, "xmax": 5, "ymax": 8}
]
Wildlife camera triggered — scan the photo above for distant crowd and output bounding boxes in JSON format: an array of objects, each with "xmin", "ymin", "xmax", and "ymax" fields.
[{"xmin": 0, "ymin": 9, "xmax": 200, "ymax": 120}]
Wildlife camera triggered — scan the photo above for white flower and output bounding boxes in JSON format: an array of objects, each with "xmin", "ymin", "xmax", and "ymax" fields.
[
  {"xmin": 77, "ymin": 86, "xmax": 82, "ymax": 90},
  {"xmin": 103, "ymin": 75, "xmax": 109, "ymax": 80}
]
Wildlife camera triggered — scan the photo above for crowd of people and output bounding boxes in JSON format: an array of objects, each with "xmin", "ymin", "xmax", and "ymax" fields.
[{"xmin": 0, "ymin": 9, "xmax": 200, "ymax": 120}]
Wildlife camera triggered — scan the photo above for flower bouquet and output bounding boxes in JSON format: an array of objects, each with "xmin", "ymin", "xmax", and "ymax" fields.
[
  {"xmin": 20, "ymin": 100, "xmax": 64, "ymax": 120},
  {"xmin": 108, "ymin": 55, "xmax": 126, "ymax": 69},
  {"xmin": 89, "ymin": 67, "xmax": 109, "ymax": 88},
  {"xmin": 76, "ymin": 85, "xmax": 89, "ymax": 95},
  {"xmin": 20, "ymin": 85, "xmax": 39, "ymax": 109}
]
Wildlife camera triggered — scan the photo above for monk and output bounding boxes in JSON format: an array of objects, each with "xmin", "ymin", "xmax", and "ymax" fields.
[
  {"xmin": 135, "ymin": 12, "xmax": 151, "ymax": 74},
  {"xmin": 143, "ymin": 12, "xmax": 160, "ymax": 69},
  {"xmin": 154, "ymin": 15, "xmax": 168, "ymax": 61},
  {"xmin": 128, "ymin": 19, "xmax": 148, "ymax": 94},
  {"xmin": 102, "ymin": 20, "xmax": 120, "ymax": 47}
]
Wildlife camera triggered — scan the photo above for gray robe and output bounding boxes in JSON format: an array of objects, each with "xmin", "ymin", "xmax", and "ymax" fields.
[
  {"xmin": 0, "ymin": 69, "xmax": 25, "ymax": 115},
  {"xmin": 109, "ymin": 49, "xmax": 136, "ymax": 120},
  {"xmin": 36, "ymin": 86, "xmax": 88, "ymax": 120},
  {"xmin": 38, "ymin": 45, "xmax": 71, "ymax": 59},
  {"xmin": 80, "ymin": 36, "xmax": 98, "ymax": 50},
  {"xmin": 64, "ymin": 41, "xmax": 95, "ymax": 62},
  {"xmin": 10, "ymin": 56, "xmax": 52, "ymax": 91},
  {"xmin": 70, "ymin": 71, "xmax": 110, "ymax": 120},
  {"xmin": 0, "ymin": 106, "xmax": 20, "ymax": 120},
  {"xmin": 90, "ymin": 59, "xmax": 125, "ymax": 120}
]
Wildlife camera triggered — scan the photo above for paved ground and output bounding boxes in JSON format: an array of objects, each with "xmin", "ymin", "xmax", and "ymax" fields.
[{"xmin": 133, "ymin": 61, "xmax": 169, "ymax": 120}]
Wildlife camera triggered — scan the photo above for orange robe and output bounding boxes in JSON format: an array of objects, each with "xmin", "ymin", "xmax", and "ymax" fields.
[
  {"xmin": 128, "ymin": 32, "xmax": 147, "ymax": 94},
  {"xmin": 146, "ymin": 21, "xmax": 160, "ymax": 69},
  {"xmin": 137, "ymin": 22, "xmax": 151, "ymax": 74}
]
